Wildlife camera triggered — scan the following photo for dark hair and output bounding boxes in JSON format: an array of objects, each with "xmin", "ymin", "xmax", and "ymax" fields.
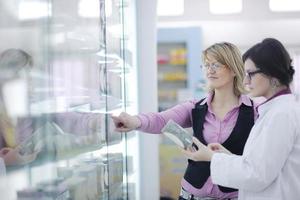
[
  {"xmin": 242, "ymin": 38, "xmax": 295, "ymax": 86},
  {"xmin": 0, "ymin": 48, "xmax": 33, "ymax": 71}
]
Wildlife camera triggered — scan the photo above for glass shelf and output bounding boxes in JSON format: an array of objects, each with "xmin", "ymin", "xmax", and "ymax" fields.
[{"xmin": 0, "ymin": 0, "xmax": 138, "ymax": 199}]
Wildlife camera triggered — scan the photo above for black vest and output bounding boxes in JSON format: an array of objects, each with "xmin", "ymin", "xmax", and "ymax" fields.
[{"xmin": 183, "ymin": 99, "xmax": 254, "ymax": 193}]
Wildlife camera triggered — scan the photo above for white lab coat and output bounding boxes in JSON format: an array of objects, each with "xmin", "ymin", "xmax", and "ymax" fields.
[
  {"xmin": 210, "ymin": 94, "xmax": 300, "ymax": 200},
  {"xmin": 0, "ymin": 157, "xmax": 5, "ymax": 176}
]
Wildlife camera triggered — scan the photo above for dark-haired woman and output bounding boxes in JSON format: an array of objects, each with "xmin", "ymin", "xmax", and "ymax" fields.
[{"xmin": 182, "ymin": 38, "xmax": 300, "ymax": 200}]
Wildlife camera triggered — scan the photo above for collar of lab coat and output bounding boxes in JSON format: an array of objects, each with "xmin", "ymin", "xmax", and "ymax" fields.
[{"xmin": 257, "ymin": 94, "xmax": 295, "ymax": 117}]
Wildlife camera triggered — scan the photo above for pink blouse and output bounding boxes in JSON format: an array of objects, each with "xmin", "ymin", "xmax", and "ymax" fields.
[{"xmin": 137, "ymin": 93, "xmax": 257, "ymax": 199}]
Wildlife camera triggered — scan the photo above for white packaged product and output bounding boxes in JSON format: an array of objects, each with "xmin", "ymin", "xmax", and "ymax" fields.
[
  {"xmin": 75, "ymin": 165, "xmax": 98, "ymax": 200},
  {"xmin": 63, "ymin": 176, "xmax": 88, "ymax": 200}
]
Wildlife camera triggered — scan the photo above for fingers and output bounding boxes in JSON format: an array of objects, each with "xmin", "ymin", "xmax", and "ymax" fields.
[
  {"xmin": 0, "ymin": 147, "xmax": 12, "ymax": 155},
  {"xmin": 192, "ymin": 137, "xmax": 205, "ymax": 148},
  {"xmin": 180, "ymin": 147, "xmax": 194, "ymax": 160},
  {"xmin": 111, "ymin": 113, "xmax": 128, "ymax": 131},
  {"xmin": 111, "ymin": 116, "xmax": 124, "ymax": 127},
  {"xmin": 111, "ymin": 112, "xmax": 139, "ymax": 133},
  {"xmin": 207, "ymin": 143, "xmax": 232, "ymax": 155},
  {"xmin": 207, "ymin": 143, "xmax": 221, "ymax": 151}
]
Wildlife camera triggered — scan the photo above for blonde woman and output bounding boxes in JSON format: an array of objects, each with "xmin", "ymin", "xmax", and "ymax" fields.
[{"xmin": 112, "ymin": 42, "xmax": 256, "ymax": 200}]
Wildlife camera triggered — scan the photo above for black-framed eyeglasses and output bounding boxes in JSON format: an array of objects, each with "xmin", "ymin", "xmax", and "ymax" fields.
[
  {"xmin": 245, "ymin": 69, "xmax": 263, "ymax": 81},
  {"xmin": 201, "ymin": 62, "xmax": 225, "ymax": 71}
]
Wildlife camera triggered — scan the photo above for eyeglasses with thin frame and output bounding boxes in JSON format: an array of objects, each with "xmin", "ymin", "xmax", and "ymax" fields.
[
  {"xmin": 245, "ymin": 69, "xmax": 263, "ymax": 81},
  {"xmin": 201, "ymin": 62, "xmax": 225, "ymax": 71}
]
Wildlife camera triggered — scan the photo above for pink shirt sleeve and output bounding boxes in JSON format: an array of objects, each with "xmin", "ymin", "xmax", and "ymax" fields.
[{"xmin": 137, "ymin": 100, "xmax": 197, "ymax": 134}]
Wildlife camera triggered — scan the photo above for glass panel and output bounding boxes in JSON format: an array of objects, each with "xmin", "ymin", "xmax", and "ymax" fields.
[{"xmin": 0, "ymin": 0, "xmax": 138, "ymax": 199}]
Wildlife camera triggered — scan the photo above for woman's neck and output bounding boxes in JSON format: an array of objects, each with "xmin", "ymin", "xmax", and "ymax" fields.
[
  {"xmin": 264, "ymin": 85, "xmax": 289, "ymax": 99},
  {"xmin": 212, "ymin": 87, "xmax": 239, "ymax": 107}
]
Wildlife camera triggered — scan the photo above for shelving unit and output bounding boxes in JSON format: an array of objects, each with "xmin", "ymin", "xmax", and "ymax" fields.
[
  {"xmin": 157, "ymin": 42, "xmax": 188, "ymax": 110},
  {"xmin": 0, "ymin": 0, "xmax": 138, "ymax": 199},
  {"xmin": 157, "ymin": 27, "xmax": 204, "ymax": 111}
]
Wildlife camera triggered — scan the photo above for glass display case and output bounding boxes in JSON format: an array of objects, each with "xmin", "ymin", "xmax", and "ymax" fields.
[{"xmin": 0, "ymin": 0, "xmax": 138, "ymax": 199}]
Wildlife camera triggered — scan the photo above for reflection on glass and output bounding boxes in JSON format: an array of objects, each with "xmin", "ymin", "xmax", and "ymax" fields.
[
  {"xmin": 0, "ymin": 0, "xmax": 135, "ymax": 198},
  {"xmin": 18, "ymin": 0, "xmax": 52, "ymax": 20},
  {"xmin": 78, "ymin": 0, "xmax": 112, "ymax": 18}
]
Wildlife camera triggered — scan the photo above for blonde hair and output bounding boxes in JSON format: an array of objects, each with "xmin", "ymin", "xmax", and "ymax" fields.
[{"xmin": 202, "ymin": 42, "xmax": 246, "ymax": 96}]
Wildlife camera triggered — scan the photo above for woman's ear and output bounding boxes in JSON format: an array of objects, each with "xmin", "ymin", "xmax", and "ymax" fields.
[
  {"xmin": 231, "ymin": 70, "xmax": 236, "ymax": 77},
  {"xmin": 270, "ymin": 78, "xmax": 280, "ymax": 88}
]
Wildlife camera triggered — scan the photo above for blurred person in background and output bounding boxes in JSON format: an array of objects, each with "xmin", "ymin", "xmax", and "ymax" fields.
[
  {"xmin": 0, "ymin": 49, "xmax": 103, "ymax": 169},
  {"xmin": 112, "ymin": 42, "xmax": 257, "ymax": 200},
  {"xmin": 0, "ymin": 49, "xmax": 38, "ymax": 167},
  {"xmin": 182, "ymin": 38, "xmax": 299, "ymax": 200}
]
